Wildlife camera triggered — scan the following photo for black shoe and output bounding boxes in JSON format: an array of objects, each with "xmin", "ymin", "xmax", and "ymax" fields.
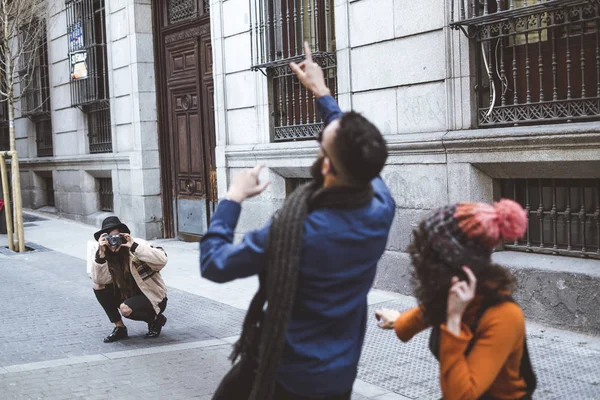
[
  {"xmin": 145, "ymin": 314, "xmax": 167, "ymax": 339},
  {"xmin": 104, "ymin": 326, "xmax": 128, "ymax": 343}
]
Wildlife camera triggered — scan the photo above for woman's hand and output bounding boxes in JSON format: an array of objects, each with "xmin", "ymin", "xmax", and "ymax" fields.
[
  {"xmin": 446, "ymin": 266, "xmax": 477, "ymax": 336},
  {"xmin": 120, "ymin": 233, "xmax": 134, "ymax": 248},
  {"xmin": 98, "ymin": 233, "xmax": 108, "ymax": 258},
  {"xmin": 375, "ymin": 309, "xmax": 401, "ymax": 329}
]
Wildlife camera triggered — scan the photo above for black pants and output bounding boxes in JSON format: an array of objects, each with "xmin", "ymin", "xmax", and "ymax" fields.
[
  {"xmin": 273, "ymin": 383, "xmax": 351, "ymax": 400},
  {"xmin": 94, "ymin": 283, "xmax": 167, "ymax": 324}
]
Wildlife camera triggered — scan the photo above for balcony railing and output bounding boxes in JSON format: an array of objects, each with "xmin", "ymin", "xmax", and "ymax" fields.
[{"xmin": 450, "ymin": 0, "xmax": 600, "ymax": 127}]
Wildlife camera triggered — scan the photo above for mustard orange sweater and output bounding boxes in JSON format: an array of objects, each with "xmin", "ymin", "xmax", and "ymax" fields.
[{"xmin": 394, "ymin": 302, "xmax": 528, "ymax": 400}]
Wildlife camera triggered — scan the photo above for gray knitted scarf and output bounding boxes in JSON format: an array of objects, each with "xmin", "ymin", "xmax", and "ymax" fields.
[{"xmin": 230, "ymin": 180, "xmax": 374, "ymax": 400}]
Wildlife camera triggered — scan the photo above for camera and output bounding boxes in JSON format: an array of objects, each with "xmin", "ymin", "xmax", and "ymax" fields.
[{"xmin": 106, "ymin": 234, "xmax": 123, "ymax": 247}]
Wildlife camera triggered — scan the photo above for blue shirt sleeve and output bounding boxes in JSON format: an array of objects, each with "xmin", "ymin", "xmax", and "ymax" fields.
[
  {"xmin": 199, "ymin": 200, "xmax": 270, "ymax": 283},
  {"xmin": 372, "ymin": 176, "xmax": 396, "ymax": 211},
  {"xmin": 317, "ymin": 95, "xmax": 343, "ymax": 126}
]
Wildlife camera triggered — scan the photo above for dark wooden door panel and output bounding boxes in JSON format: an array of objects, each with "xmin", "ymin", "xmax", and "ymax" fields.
[{"xmin": 155, "ymin": 2, "xmax": 215, "ymax": 240}]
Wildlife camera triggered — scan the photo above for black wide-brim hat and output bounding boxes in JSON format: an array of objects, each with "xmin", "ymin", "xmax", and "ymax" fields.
[{"xmin": 94, "ymin": 216, "xmax": 131, "ymax": 241}]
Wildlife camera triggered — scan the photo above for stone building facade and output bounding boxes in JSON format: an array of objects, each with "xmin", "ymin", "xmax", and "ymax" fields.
[
  {"xmin": 211, "ymin": 0, "xmax": 600, "ymax": 332},
  {"xmin": 6, "ymin": 0, "xmax": 162, "ymax": 238},
  {"xmin": 2, "ymin": 0, "xmax": 598, "ymax": 330}
]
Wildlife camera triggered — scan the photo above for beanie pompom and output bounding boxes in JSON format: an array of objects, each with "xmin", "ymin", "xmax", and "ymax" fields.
[{"xmin": 494, "ymin": 199, "xmax": 527, "ymax": 241}]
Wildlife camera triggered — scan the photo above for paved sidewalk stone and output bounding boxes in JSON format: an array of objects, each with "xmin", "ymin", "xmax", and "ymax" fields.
[
  {"xmin": 1, "ymin": 213, "xmax": 600, "ymax": 399},
  {"xmin": 0, "ymin": 251, "xmax": 244, "ymax": 367},
  {"xmin": 359, "ymin": 299, "xmax": 600, "ymax": 400}
]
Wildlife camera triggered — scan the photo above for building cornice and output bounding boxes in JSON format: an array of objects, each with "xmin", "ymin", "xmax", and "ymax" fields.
[{"xmin": 18, "ymin": 154, "xmax": 130, "ymax": 169}]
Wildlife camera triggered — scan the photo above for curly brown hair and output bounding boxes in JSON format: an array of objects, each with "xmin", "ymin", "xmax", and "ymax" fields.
[{"xmin": 407, "ymin": 221, "xmax": 516, "ymax": 326}]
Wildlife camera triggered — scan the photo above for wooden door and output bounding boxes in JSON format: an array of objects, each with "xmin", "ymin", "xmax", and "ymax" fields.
[{"xmin": 154, "ymin": 1, "xmax": 216, "ymax": 240}]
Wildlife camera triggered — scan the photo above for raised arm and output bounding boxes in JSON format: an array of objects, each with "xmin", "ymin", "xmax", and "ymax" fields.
[
  {"xmin": 290, "ymin": 42, "xmax": 342, "ymax": 125},
  {"xmin": 199, "ymin": 164, "xmax": 271, "ymax": 283}
]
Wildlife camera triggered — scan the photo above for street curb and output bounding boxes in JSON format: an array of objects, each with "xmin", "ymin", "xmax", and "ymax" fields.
[{"xmin": 0, "ymin": 337, "xmax": 230, "ymax": 375}]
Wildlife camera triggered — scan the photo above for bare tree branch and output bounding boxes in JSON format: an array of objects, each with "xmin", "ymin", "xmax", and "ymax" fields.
[{"xmin": 0, "ymin": 0, "xmax": 52, "ymax": 150}]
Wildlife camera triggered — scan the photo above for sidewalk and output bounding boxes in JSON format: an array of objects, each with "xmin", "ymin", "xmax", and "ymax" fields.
[{"xmin": 0, "ymin": 210, "xmax": 599, "ymax": 400}]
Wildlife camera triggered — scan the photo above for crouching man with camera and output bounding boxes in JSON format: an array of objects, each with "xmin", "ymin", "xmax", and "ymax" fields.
[{"xmin": 91, "ymin": 216, "xmax": 168, "ymax": 343}]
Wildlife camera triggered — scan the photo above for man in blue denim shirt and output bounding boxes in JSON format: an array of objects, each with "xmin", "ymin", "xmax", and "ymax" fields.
[{"xmin": 201, "ymin": 43, "xmax": 396, "ymax": 400}]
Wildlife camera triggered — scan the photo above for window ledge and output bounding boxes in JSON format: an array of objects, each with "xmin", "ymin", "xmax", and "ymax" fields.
[{"xmin": 492, "ymin": 251, "xmax": 600, "ymax": 279}]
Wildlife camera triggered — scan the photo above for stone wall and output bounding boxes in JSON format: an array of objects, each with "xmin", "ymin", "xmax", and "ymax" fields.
[
  {"xmin": 16, "ymin": 0, "xmax": 162, "ymax": 239},
  {"xmin": 213, "ymin": 0, "xmax": 600, "ymax": 332}
]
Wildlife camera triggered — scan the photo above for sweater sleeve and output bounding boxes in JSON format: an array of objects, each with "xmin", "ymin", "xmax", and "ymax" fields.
[
  {"xmin": 394, "ymin": 306, "xmax": 428, "ymax": 342},
  {"xmin": 131, "ymin": 240, "xmax": 168, "ymax": 271},
  {"xmin": 439, "ymin": 302, "xmax": 525, "ymax": 400},
  {"xmin": 90, "ymin": 251, "xmax": 112, "ymax": 285}
]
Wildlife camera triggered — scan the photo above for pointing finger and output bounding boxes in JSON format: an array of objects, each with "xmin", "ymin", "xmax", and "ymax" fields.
[{"xmin": 304, "ymin": 41, "xmax": 312, "ymax": 62}]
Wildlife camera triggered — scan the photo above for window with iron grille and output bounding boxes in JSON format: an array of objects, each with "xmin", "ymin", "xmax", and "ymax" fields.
[
  {"xmin": 66, "ymin": 0, "xmax": 112, "ymax": 153},
  {"xmin": 20, "ymin": 22, "xmax": 52, "ymax": 119},
  {"xmin": 35, "ymin": 118, "xmax": 54, "ymax": 157},
  {"xmin": 450, "ymin": 0, "xmax": 600, "ymax": 127},
  {"xmin": 88, "ymin": 104, "xmax": 112, "ymax": 153},
  {"xmin": 499, "ymin": 178, "xmax": 600, "ymax": 259},
  {"xmin": 250, "ymin": 0, "xmax": 337, "ymax": 142},
  {"xmin": 167, "ymin": 0, "xmax": 209, "ymax": 24},
  {"xmin": 285, "ymin": 177, "xmax": 312, "ymax": 196},
  {"xmin": 97, "ymin": 177, "xmax": 113, "ymax": 212},
  {"xmin": 19, "ymin": 25, "xmax": 54, "ymax": 157}
]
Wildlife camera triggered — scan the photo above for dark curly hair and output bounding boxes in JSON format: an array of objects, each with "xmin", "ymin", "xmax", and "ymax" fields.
[{"xmin": 407, "ymin": 221, "xmax": 516, "ymax": 326}]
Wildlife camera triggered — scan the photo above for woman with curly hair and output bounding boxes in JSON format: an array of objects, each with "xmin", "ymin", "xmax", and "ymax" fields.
[{"xmin": 375, "ymin": 200, "xmax": 536, "ymax": 400}]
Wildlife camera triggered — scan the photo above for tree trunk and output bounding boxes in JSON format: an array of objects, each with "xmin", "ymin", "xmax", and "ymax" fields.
[{"xmin": 5, "ymin": 19, "xmax": 24, "ymax": 252}]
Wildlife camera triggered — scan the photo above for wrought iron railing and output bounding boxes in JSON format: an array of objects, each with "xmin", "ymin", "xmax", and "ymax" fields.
[
  {"xmin": 450, "ymin": 0, "xmax": 600, "ymax": 127},
  {"xmin": 500, "ymin": 178, "xmax": 600, "ymax": 259},
  {"xmin": 250, "ymin": 0, "xmax": 337, "ymax": 141},
  {"xmin": 66, "ymin": 0, "xmax": 112, "ymax": 153},
  {"xmin": 98, "ymin": 177, "xmax": 113, "ymax": 211},
  {"xmin": 20, "ymin": 24, "xmax": 52, "ymax": 119},
  {"xmin": 66, "ymin": 0, "xmax": 110, "ymax": 108},
  {"xmin": 167, "ymin": 0, "xmax": 209, "ymax": 24},
  {"xmin": 35, "ymin": 118, "xmax": 53, "ymax": 157},
  {"xmin": 88, "ymin": 103, "xmax": 112, "ymax": 153}
]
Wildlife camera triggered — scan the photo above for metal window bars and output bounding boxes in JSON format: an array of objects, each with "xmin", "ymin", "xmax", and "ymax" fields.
[
  {"xmin": 98, "ymin": 177, "xmax": 113, "ymax": 211},
  {"xmin": 249, "ymin": 0, "xmax": 337, "ymax": 141},
  {"xmin": 66, "ymin": 0, "xmax": 110, "ymax": 107},
  {"xmin": 500, "ymin": 178, "xmax": 600, "ymax": 259},
  {"xmin": 450, "ymin": 0, "xmax": 600, "ymax": 127},
  {"xmin": 88, "ymin": 103, "xmax": 112, "ymax": 153},
  {"xmin": 167, "ymin": 0, "xmax": 209, "ymax": 24},
  {"xmin": 19, "ymin": 22, "xmax": 52, "ymax": 120},
  {"xmin": 66, "ymin": 0, "xmax": 112, "ymax": 153},
  {"xmin": 34, "ymin": 118, "xmax": 54, "ymax": 157}
]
